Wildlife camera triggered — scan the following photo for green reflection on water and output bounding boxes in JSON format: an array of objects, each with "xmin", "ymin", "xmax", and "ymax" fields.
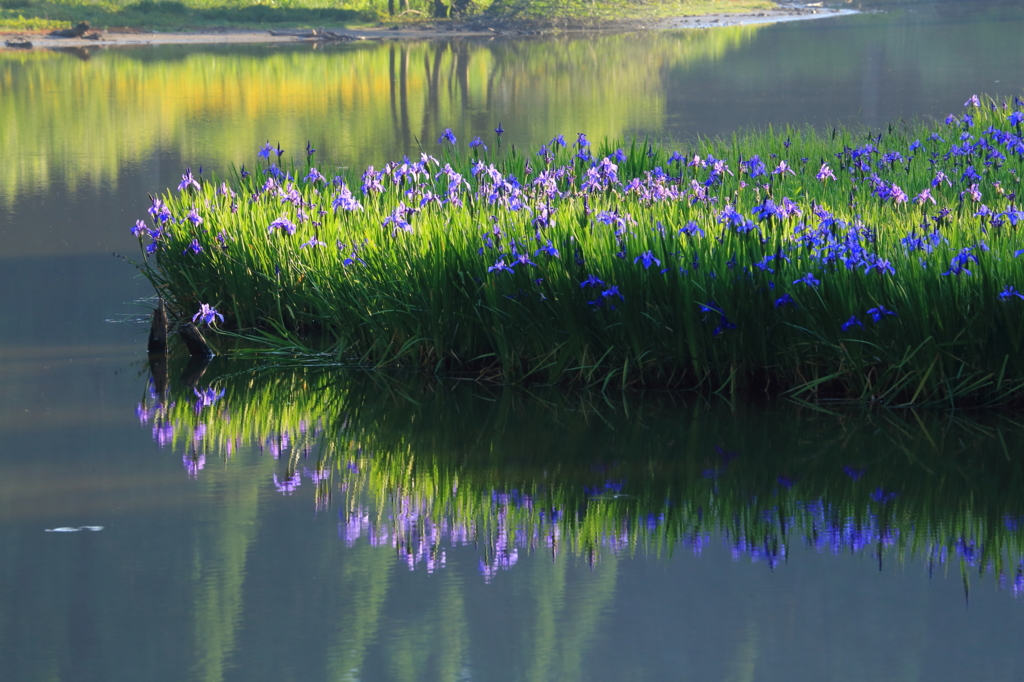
[
  {"xmin": 189, "ymin": 454, "xmax": 271, "ymax": 682},
  {"xmin": 0, "ymin": 27, "xmax": 761, "ymax": 205},
  {"xmin": 141, "ymin": 359, "xmax": 1024, "ymax": 590}
]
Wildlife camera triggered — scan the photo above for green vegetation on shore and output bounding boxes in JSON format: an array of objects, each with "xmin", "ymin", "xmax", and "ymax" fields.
[{"xmin": 0, "ymin": 0, "xmax": 775, "ymax": 31}]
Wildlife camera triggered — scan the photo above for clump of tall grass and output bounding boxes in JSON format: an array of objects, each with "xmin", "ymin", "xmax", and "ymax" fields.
[{"xmin": 135, "ymin": 93, "xmax": 1024, "ymax": 405}]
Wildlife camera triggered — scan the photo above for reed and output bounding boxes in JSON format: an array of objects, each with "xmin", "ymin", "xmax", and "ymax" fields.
[{"xmin": 135, "ymin": 93, "xmax": 1024, "ymax": 405}]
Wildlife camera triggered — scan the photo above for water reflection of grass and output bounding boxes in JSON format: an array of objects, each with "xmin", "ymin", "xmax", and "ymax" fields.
[{"xmin": 136, "ymin": 359, "xmax": 1024, "ymax": 593}]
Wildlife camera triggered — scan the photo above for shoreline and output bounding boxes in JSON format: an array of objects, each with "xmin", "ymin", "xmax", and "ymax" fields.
[{"xmin": 1, "ymin": 4, "xmax": 855, "ymax": 51}]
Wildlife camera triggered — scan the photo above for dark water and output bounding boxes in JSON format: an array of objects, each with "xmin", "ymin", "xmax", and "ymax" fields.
[{"xmin": 2, "ymin": 3, "xmax": 1024, "ymax": 679}]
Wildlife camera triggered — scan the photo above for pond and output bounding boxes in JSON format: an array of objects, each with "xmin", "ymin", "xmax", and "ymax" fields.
[{"xmin": 2, "ymin": 2, "xmax": 1024, "ymax": 679}]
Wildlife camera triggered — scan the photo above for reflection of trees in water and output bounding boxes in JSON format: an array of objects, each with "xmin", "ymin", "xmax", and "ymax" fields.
[{"xmin": 0, "ymin": 26, "xmax": 762, "ymax": 204}]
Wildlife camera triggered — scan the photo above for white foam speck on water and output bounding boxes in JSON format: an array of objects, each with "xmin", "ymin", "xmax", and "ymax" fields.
[{"xmin": 45, "ymin": 526, "xmax": 104, "ymax": 533}]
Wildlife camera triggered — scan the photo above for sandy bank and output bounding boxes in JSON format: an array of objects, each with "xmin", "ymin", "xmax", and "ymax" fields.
[{"xmin": 1, "ymin": 4, "xmax": 854, "ymax": 51}]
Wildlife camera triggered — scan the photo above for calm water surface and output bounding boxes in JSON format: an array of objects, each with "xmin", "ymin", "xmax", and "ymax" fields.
[{"xmin": 2, "ymin": 3, "xmax": 1024, "ymax": 680}]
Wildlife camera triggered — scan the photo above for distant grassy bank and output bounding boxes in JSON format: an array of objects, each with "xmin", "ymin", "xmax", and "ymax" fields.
[{"xmin": 0, "ymin": 0, "xmax": 776, "ymax": 31}]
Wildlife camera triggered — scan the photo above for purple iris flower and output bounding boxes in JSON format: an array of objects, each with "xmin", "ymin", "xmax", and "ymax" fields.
[
  {"xmin": 913, "ymin": 188, "xmax": 936, "ymax": 205},
  {"xmin": 178, "ymin": 167, "xmax": 200, "ymax": 192},
  {"xmin": 961, "ymin": 183, "xmax": 982, "ymax": 202},
  {"xmin": 866, "ymin": 306, "xmax": 897, "ymax": 323},
  {"xmin": 183, "ymin": 239, "xmax": 203, "ymax": 255},
  {"xmin": 679, "ymin": 221, "xmax": 704, "ymax": 237},
  {"xmin": 999, "ymin": 285, "xmax": 1024, "ymax": 301},
  {"xmin": 487, "ymin": 258, "xmax": 514, "ymax": 274},
  {"xmin": 258, "ymin": 142, "xmax": 274, "ymax": 160},
  {"xmin": 534, "ymin": 241, "xmax": 560, "ymax": 259},
  {"xmin": 816, "ymin": 163, "xmax": 836, "ymax": 182},
  {"xmin": 193, "ymin": 303, "xmax": 223, "ymax": 326},
  {"xmin": 268, "ymin": 215, "xmax": 297, "ymax": 235},
  {"xmin": 1009, "ymin": 111, "xmax": 1024, "ymax": 128},
  {"xmin": 438, "ymin": 128, "xmax": 457, "ymax": 145},
  {"xmin": 793, "ymin": 272, "xmax": 820, "ymax": 287},
  {"xmin": 698, "ymin": 300, "xmax": 721, "ymax": 315},
  {"xmin": 469, "ymin": 137, "xmax": 487, "ymax": 150},
  {"xmin": 752, "ymin": 199, "xmax": 782, "ymax": 223},
  {"xmin": 580, "ymin": 274, "xmax": 604, "ymax": 289},
  {"xmin": 305, "ymin": 167, "xmax": 325, "ymax": 183},
  {"xmin": 713, "ymin": 315, "xmax": 736, "ymax": 336},
  {"xmin": 515, "ymin": 252, "xmax": 537, "ymax": 268},
  {"xmin": 843, "ymin": 466, "xmax": 865, "ymax": 481},
  {"xmin": 965, "ymin": 94, "xmax": 981, "ymax": 108},
  {"xmin": 131, "ymin": 219, "xmax": 147, "ymax": 237},
  {"xmin": 332, "ymin": 186, "xmax": 362, "ymax": 212},
  {"xmin": 602, "ymin": 285, "xmax": 623, "ymax": 301},
  {"xmin": 382, "ymin": 203, "xmax": 412, "ymax": 233},
  {"xmin": 772, "ymin": 160, "xmax": 796, "ymax": 176},
  {"xmin": 187, "ymin": 208, "xmax": 203, "ymax": 226},
  {"xmin": 148, "ymin": 197, "xmax": 171, "ymax": 223},
  {"xmin": 494, "ymin": 123, "xmax": 504, "ymax": 136},
  {"xmin": 300, "ymin": 236, "xmax": 325, "ymax": 249},
  {"xmin": 634, "ymin": 250, "xmax": 661, "ymax": 269},
  {"xmin": 962, "ymin": 165, "xmax": 981, "ymax": 183},
  {"xmin": 841, "ymin": 315, "xmax": 863, "ymax": 331}
]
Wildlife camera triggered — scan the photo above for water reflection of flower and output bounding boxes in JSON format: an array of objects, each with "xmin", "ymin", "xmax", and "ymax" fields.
[
  {"xmin": 273, "ymin": 471, "xmax": 301, "ymax": 494},
  {"xmin": 183, "ymin": 453, "xmax": 206, "ymax": 479}
]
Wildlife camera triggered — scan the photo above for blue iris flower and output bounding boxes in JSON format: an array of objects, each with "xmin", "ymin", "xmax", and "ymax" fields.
[
  {"xmin": 679, "ymin": 221, "xmax": 704, "ymax": 237},
  {"xmin": 793, "ymin": 272, "xmax": 820, "ymax": 287},
  {"xmin": 192, "ymin": 303, "xmax": 223, "ymax": 326},
  {"xmin": 438, "ymin": 128, "xmax": 457, "ymax": 145},
  {"xmin": 774, "ymin": 294, "xmax": 794, "ymax": 308},
  {"xmin": 841, "ymin": 315, "xmax": 863, "ymax": 331},
  {"xmin": 634, "ymin": 250, "xmax": 661, "ymax": 269},
  {"xmin": 487, "ymin": 258, "xmax": 514, "ymax": 274},
  {"xmin": 534, "ymin": 241, "xmax": 560, "ymax": 259},
  {"xmin": 866, "ymin": 306, "xmax": 897, "ymax": 323},
  {"xmin": 580, "ymin": 274, "xmax": 604, "ymax": 289},
  {"xmin": 999, "ymin": 285, "xmax": 1024, "ymax": 301}
]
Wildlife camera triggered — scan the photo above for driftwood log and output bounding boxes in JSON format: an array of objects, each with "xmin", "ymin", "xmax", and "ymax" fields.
[
  {"xmin": 4, "ymin": 37, "xmax": 33, "ymax": 49},
  {"xmin": 268, "ymin": 28, "xmax": 356, "ymax": 41},
  {"xmin": 49, "ymin": 21, "xmax": 90, "ymax": 38},
  {"xmin": 148, "ymin": 298, "xmax": 168, "ymax": 354},
  {"xmin": 178, "ymin": 322, "xmax": 215, "ymax": 358}
]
